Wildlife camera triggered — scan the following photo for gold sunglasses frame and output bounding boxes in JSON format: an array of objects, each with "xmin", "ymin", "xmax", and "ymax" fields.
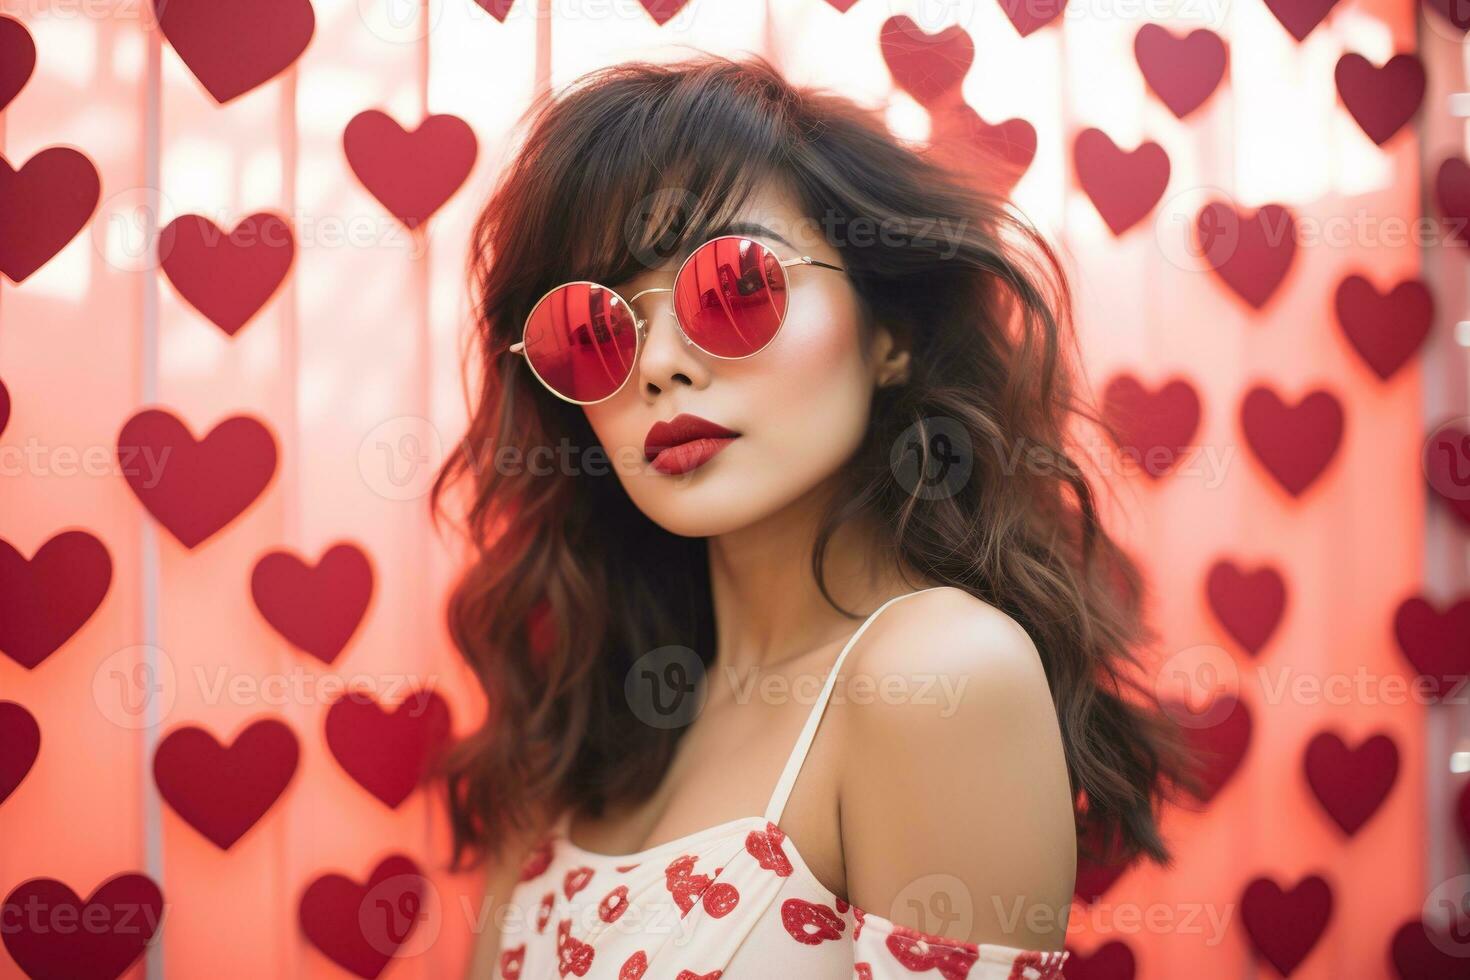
[{"xmin": 508, "ymin": 234, "xmax": 845, "ymax": 405}]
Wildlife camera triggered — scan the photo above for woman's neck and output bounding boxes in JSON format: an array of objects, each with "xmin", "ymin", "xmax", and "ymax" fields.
[{"xmin": 705, "ymin": 481, "xmax": 928, "ymax": 677}]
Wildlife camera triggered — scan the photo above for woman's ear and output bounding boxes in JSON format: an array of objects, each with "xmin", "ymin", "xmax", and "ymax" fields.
[{"xmin": 871, "ymin": 324, "xmax": 911, "ymax": 387}]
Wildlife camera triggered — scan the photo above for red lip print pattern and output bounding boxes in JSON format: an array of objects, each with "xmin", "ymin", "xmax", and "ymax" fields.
[
  {"xmin": 498, "ymin": 943, "xmax": 525, "ymax": 980},
  {"xmin": 563, "ymin": 866, "xmax": 594, "ymax": 900},
  {"xmin": 853, "ymin": 905, "xmax": 866, "ymax": 940},
  {"xmin": 556, "ymin": 919, "xmax": 595, "ymax": 977},
  {"xmin": 599, "ymin": 884, "xmax": 630, "ymax": 923},
  {"xmin": 619, "ymin": 950, "xmax": 648, "ymax": 979},
  {"xmin": 701, "ymin": 881, "xmax": 740, "ymax": 918},
  {"xmin": 781, "ymin": 898, "xmax": 846, "ymax": 945},
  {"xmin": 885, "ymin": 924, "xmax": 979, "ymax": 980},
  {"xmin": 536, "ymin": 891, "xmax": 554, "ymax": 933},
  {"xmin": 675, "ymin": 972, "xmax": 722, "ymax": 980},
  {"xmin": 744, "ymin": 822, "xmax": 793, "ymax": 877},
  {"xmin": 1008, "ymin": 949, "xmax": 1067, "ymax": 979},
  {"xmin": 855, "ymin": 965, "xmax": 873, "ymax": 980},
  {"xmin": 520, "ymin": 838, "xmax": 554, "ymax": 881},
  {"xmin": 665, "ymin": 854, "xmax": 714, "ymax": 916}
]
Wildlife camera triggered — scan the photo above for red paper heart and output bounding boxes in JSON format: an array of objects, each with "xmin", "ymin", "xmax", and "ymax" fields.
[
  {"xmin": 1134, "ymin": 25, "xmax": 1226, "ymax": 120},
  {"xmin": 1335, "ymin": 53, "xmax": 1424, "ymax": 146},
  {"xmin": 1424, "ymin": 0, "xmax": 1470, "ymax": 33},
  {"xmin": 0, "ymin": 147, "xmax": 101, "ymax": 283},
  {"xmin": 1390, "ymin": 917, "xmax": 1470, "ymax": 977},
  {"xmin": 1063, "ymin": 941, "xmax": 1135, "ymax": 980},
  {"xmin": 1239, "ymin": 874, "xmax": 1332, "ymax": 975},
  {"xmin": 1074, "ymin": 820, "xmax": 1135, "ymax": 904},
  {"xmin": 2, "ymin": 873, "xmax": 164, "ymax": 980},
  {"xmin": 1074, "ymin": 129, "xmax": 1169, "ymax": 236},
  {"xmin": 1205, "ymin": 560, "xmax": 1286, "ymax": 655},
  {"xmin": 1424, "ymin": 423, "xmax": 1470, "ymax": 528},
  {"xmin": 928, "ymin": 102, "xmax": 1036, "ymax": 194},
  {"xmin": 343, "ymin": 110, "xmax": 477, "ymax": 230},
  {"xmin": 1262, "ymin": 0, "xmax": 1341, "ymax": 41},
  {"xmin": 1101, "ymin": 375, "xmax": 1200, "ymax": 479},
  {"xmin": 879, "ymin": 17, "xmax": 974, "ymax": 107},
  {"xmin": 996, "ymin": 0, "xmax": 1068, "ymax": 37},
  {"xmin": 1303, "ymin": 731, "xmax": 1397, "ymax": 836},
  {"xmin": 1196, "ymin": 201, "xmax": 1297, "ymax": 309},
  {"xmin": 1436, "ymin": 157, "xmax": 1470, "ymax": 249},
  {"xmin": 251, "ymin": 542, "xmax": 373, "ymax": 664},
  {"xmin": 152, "ymin": 0, "xmax": 313, "ymax": 103},
  {"xmin": 158, "ymin": 212, "xmax": 295, "ymax": 336},
  {"xmin": 0, "ymin": 700, "xmax": 40, "ymax": 805},
  {"xmin": 0, "ymin": 16, "xmax": 35, "ymax": 111},
  {"xmin": 472, "ymin": 0, "xmax": 516, "ymax": 19},
  {"xmin": 117, "ymin": 408, "xmax": 277, "ymax": 549},
  {"xmin": 1459, "ymin": 781, "xmax": 1470, "ymax": 861},
  {"xmin": 1394, "ymin": 595, "xmax": 1470, "ymax": 700},
  {"xmin": 637, "ymin": 0, "xmax": 689, "ymax": 24},
  {"xmin": 1240, "ymin": 386, "xmax": 1344, "ymax": 497},
  {"xmin": 299, "ymin": 855, "xmax": 425, "ymax": 979},
  {"xmin": 0, "ymin": 530, "xmax": 112, "ymax": 669},
  {"xmin": 1333, "ymin": 275, "xmax": 1432, "ymax": 381},
  {"xmin": 153, "ymin": 718, "xmax": 298, "ymax": 849},
  {"xmin": 325, "ymin": 689, "xmax": 451, "ymax": 808},
  {"xmin": 1169, "ymin": 694, "xmax": 1252, "ymax": 804},
  {"xmin": 0, "ymin": 376, "xmax": 9, "ymax": 436}
]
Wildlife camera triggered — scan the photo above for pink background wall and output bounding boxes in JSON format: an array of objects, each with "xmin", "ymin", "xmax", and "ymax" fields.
[{"xmin": 0, "ymin": 0, "xmax": 1457, "ymax": 978}]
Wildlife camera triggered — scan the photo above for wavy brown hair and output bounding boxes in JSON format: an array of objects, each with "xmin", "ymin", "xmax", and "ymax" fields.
[{"xmin": 431, "ymin": 52, "xmax": 1192, "ymax": 871}]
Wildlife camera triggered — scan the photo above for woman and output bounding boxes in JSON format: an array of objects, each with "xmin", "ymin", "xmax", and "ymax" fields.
[{"xmin": 433, "ymin": 53, "xmax": 1185, "ymax": 980}]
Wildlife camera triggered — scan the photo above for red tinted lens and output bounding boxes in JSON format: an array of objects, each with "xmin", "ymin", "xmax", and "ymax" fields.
[
  {"xmin": 672, "ymin": 237, "xmax": 788, "ymax": 358},
  {"xmin": 522, "ymin": 282, "xmax": 638, "ymax": 403}
]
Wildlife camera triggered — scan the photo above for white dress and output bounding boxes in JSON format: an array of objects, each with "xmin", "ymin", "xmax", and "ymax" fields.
[{"xmin": 495, "ymin": 588, "xmax": 1070, "ymax": 980}]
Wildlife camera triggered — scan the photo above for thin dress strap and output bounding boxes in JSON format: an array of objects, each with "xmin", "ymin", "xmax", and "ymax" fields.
[{"xmin": 762, "ymin": 586, "xmax": 950, "ymax": 825}]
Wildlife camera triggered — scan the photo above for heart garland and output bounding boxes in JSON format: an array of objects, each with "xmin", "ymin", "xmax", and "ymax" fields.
[
  {"xmin": 0, "ymin": 530, "xmax": 113, "ymax": 670},
  {"xmin": 251, "ymin": 542, "xmax": 374, "ymax": 664},
  {"xmin": 117, "ymin": 409, "xmax": 278, "ymax": 549},
  {"xmin": 0, "ymin": 700, "xmax": 40, "ymax": 806},
  {"xmin": 0, "ymin": 147, "xmax": 102, "ymax": 284},
  {"xmin": 1074, "ymin": 129, "xmax": 1170, "ymax": 236},
  {"xmin": 0, "ymin": 15, "xmax": 35, "ymax": 112},
  {"xmin": 153, "ymin": 719, "xmax": 300, "ymax": 849},
  {"xmin": 2, "ymin": 873, "xmax": 165, "ymax": 980},
  {"xmin": 152, "ymin": 0, "xmax": 314, "ymax": 104},
  {"xmin": 299, "ymin": 855, "xmax": 426, "ymax": 978},
  {"xmin": 158, "ymin": 212, "xmax": 295, "ymax": 336},
  {"xmin": 1335, "ymin": 53, "xmax": 1425, "ymax": 146},
  {"xmin": 343, "ymin": 110, "xmax": 478, "ymax": 231},
  {"xmin": 1101, "ymin": 375, "xmax": 1201, "ymax": 479},
  {"xmin": 1134, "ymin": 25, "xmax": 1226, "ymax": 119},
  {"xmin": 1239, "ymin": 874, "xmax": 1333, "ymax": 975},
  {"xmin": 1240, "ymin": 386, "xmax": 1344, "ymax": 497},
  {"xmin": 1205, "ymin": 560, "xmax": 1286, "ymax": 656},
  {"xmin": 325, "ymin": 689, "xmax": 451, "ymax": 808},
  {"xmin": 1393, "ymin": 595, "xmax": 1470, "ymax": 701},
  {"xmin": 1333, "ymin": 274, "xmax": 1433, "ymax": 382},
  {"xmin": 1196, "ymin": 201, "xmax": 1298, "ymax": 310},
  {"xmin": 1302, "ymin": 731, "xmax": 1398, "ymax": 836}
]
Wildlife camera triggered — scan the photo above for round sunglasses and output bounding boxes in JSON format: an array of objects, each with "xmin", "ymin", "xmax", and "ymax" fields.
[{"xmin": 508, "ymin": 234, "xmax": 846, "ymax": 405}]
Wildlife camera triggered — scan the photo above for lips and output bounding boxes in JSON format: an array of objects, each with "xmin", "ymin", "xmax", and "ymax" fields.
[{"xmin": 643, "ymin": 413, "xmax": 740, "ymax": 476}]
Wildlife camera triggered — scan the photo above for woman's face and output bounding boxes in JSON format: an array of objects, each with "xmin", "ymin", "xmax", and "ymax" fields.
[{"xmin": 580, "ymin": 180, "xmax": 906, "ymax": 538}]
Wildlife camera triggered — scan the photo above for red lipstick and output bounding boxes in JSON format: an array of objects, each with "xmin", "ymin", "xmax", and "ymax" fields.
[{"xmin": 644, "ymin": 413, "xmax": 740, "ymax": 476}]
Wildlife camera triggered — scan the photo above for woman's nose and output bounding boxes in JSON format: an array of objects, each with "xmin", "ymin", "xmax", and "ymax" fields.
[{"xmin": 634, "ymin": 303, "xmax": 707, "ymax": 397}]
